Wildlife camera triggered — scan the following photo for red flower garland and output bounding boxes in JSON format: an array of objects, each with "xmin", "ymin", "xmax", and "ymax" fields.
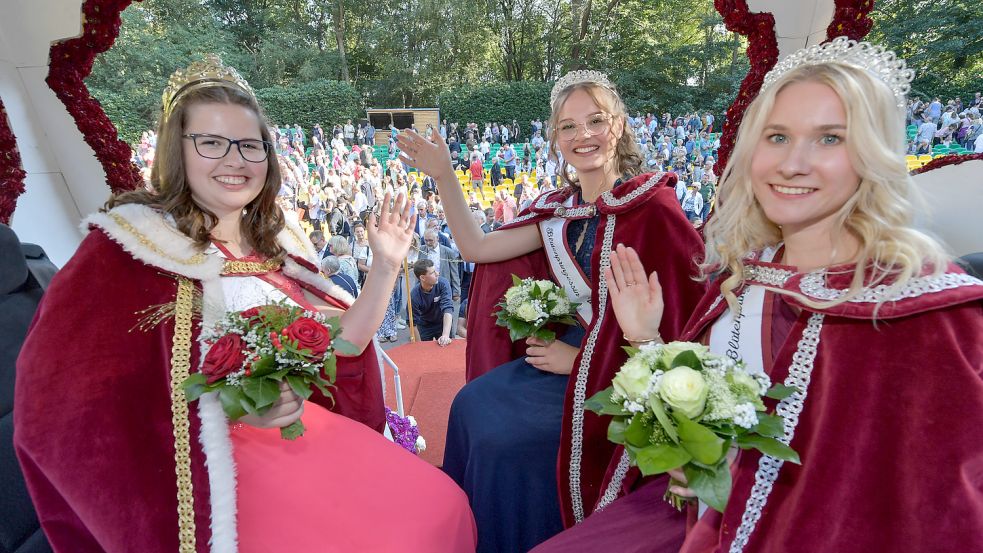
[
  {"xmin": 912, "ymin": 153, "xmax": 983, "ymax": 175},
  {"xmin": 0, "ymin": 97, "xmax": 28, "ymax": 225},
  {"xmin": 826, "ymin": 0, "xmax": 875, "ymax": 41},
  {"xmin": 46, "ymin": 0, "xmax": 142, "ymax": 194},
  {"xmin": 713, "ymin": 0, "xmax": 779, "ymax": 175}
]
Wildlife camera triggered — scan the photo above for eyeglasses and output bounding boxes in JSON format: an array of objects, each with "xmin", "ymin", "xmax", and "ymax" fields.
[
  {"xmin": 555, "ymin": 114, "xmax": 612, "ymax": 141},
  {"xmin": 183, "ymin": 133, "xmax": 272, "ymax": 163}
]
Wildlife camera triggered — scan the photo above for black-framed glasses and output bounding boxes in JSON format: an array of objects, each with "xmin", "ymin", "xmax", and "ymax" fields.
[
  {"xmin": 183, "ymin": 133, "xmax": 272, "ymax": 163},
  {"xmin": 555, "ymin": 113, "xmax": 612, "ymax": 141}
]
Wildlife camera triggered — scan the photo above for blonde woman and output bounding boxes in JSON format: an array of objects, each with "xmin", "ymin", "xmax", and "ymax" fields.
[
  {"xmin": 534, "ymin": 38, "xmax": 983, "ymax": 553},
  {"xmin": 397, "ymin": 71, "xmax": 704, "ymax": 551}
]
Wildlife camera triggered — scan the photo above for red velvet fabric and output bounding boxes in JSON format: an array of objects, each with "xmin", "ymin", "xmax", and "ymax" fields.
[
  {"xmin": 14, "ymin": 229, "xmax": 386, "ymax": 551},
  {"xmin": 464, "ymin": 173, "xmax": 708, "ymax": 527},
  {"xmin": 678, "ymin": 264, "xmax": 983, "ymax": 553}
]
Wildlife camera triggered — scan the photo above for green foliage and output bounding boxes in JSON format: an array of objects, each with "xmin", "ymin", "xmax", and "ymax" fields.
[
  {"xmin": 438, "ymin": 82, "xmax": 552, "ymax": 125},
  {"xmin": 870, "ymin": 0, "xmax": 983, "ymax": 102},
  {"xmin": 254, "ymin": 80, "xmax": 363, "ymax": 130}
]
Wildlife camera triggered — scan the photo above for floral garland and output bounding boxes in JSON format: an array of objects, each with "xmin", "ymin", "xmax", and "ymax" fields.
[
  {"xmin": 46, "ymin": 0, "xmax": 142, "ymax": 194},
  {"xmin": 713, "ymin": 0, "xmax": 779, "ymax": 174},
  {"xmin": 826, "ymin": 0, "xmax": 875, "ymax": 41},
  {"xmin": 912, "ymin": 153, "xmax": 983, "ymax": 175},
  {"xmin": 385, "ymin": 407, "xmax": 426, "ymax": 455},
  {"xmin": 0, "ymin": 97, "xmax": 27, "ymax": 225}
]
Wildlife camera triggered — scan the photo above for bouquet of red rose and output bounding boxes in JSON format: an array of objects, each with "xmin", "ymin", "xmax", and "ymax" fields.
[{"xmin": 182, "ymin": 302, "xmax": 358, "ymax": 440}]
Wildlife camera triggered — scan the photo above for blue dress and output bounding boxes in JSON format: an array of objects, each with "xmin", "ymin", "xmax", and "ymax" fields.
[{"xmin": 443, "ymin": 215, "xmax": 598, "ymax": 553}]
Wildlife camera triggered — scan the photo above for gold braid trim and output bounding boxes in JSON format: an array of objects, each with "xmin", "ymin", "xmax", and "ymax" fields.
[
  {"xmin": 108, "ymin": 212, "xmax": 207, "ymax": 266},
  {"xmin": 170, "ymin": 278, "xmax": 198, "ymax": 552},
  {"xmin": 222, "ymin": 258, "xmax": 282, "ymax": 275}
]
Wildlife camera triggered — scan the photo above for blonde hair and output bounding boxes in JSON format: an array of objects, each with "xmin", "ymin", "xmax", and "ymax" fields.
[
  {"xmin": 546, "ymin": 82, "xmax": 644, "ymax": 187},
  {"xmin": 702, "ymin": 62, "xmax": 949, "ymax": 312}
]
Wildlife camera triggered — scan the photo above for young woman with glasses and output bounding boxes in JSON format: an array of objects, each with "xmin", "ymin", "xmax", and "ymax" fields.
[
  {"xmin": 397, "ymin": 71, "xmax": 703, "ymax": 552},
  {"xmin": 15, "ymin": 58, "xmax": 476, "ymax": 552}
]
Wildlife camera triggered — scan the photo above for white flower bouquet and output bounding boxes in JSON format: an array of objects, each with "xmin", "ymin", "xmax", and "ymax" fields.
[
  {"xmin": 585, "ymin": 341, "xmax": 800, "ymax": 511},
  {"xmin": 495, "ymin": 275, "xmax": 579, "ymax": 341}
]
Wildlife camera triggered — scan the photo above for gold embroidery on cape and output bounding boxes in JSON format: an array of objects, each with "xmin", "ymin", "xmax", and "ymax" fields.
[
  {"xmin": 131, "ymin": 275, "xmax": 205, "ymax": 332},
  {"xmin": 221, "ymin": 258, "xmax": 282, "ymax": 275},
  {"xmin": 108, "ymin": 212, "xmax": 207, "ymax": 266},
  {"xmin": 170, "ymin": 277, "xmax": 198, "ymax": 551}
]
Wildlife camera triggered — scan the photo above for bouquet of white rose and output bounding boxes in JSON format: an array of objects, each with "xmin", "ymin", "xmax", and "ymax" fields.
[
  {"xmin": 495, "ymin": 275, "xmax": 580, "ymax": 341},
  {"xmin": 585, "ymin": 341, "xmax": 800, "ymax": 512}
]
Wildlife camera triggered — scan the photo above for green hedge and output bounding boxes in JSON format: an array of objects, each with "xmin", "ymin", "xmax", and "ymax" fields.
[
  {"xmin": 255, "ymin": 79, "xmax": 363, "ymax": 131},
  {"xmin": 438, "ymin": 81, "xmax": 551, "ymax": 126},
  {"xmin": 96, "ymin": 90, "xmax": 157, "ymax": 145}
]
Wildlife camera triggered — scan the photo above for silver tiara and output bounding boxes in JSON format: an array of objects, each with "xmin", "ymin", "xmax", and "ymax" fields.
[
  {"xmin": 550, "ymin": 70, "xmax": 615, "ymax": 107},
  {"xmin": 762, "ymin": 36, "xmax": 915, "ymax": 111}
]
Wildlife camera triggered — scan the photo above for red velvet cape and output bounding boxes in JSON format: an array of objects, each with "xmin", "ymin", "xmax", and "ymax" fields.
[
  {"xmin": 465, "ymin": 172, "xmax": 708, "ymax": 527},
  {"xmin": 14, "ymin": 229, "xmax": 384, "ymax": 552},
  {"xmin": 678, "ymin": 261, "xmax": 983, "ymax": 553}
]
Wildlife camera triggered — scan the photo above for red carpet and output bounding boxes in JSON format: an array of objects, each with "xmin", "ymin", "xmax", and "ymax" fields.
[{"xmin": 383, "ymin": 339, "xmax": 467, "ymax": 466}]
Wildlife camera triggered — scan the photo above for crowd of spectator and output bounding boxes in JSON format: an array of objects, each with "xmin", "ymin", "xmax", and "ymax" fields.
[
  {"xmin": 907, "ymin": 93, "xmax": 983, "ymax": 155},
  {"xmin": 126, "ymin": 91, "xmax": 979, "ymax": 344}
]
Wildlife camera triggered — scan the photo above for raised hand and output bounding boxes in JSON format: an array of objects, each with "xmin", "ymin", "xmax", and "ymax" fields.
[
  {"xmin": 395, "ymin": 129, "xmax": 453, "ymax": 180},
  {"xmin": 604, "ymin": 244, "xmax": 664, "ymax": 344},
  {"xmin": 366, "ymin": 191, "xmax": 417, "ymax": 271}
]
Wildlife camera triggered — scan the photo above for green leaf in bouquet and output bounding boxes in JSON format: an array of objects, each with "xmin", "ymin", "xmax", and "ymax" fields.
[
  {"xmin": 323, "ymin": 355, "xmax": 337, "ymax": 382},
  {"xmin": 181, "ymin": 373, "xmax": 209, "ymax": 402},
  {"xmin": 286, "ymin": 374, "xmax": 314, "ymax": 400},
  {"xmin": 751, "ymin": 413, "xmax": 786, "ymax": 438},
  {"xmin": 584, "ymin": 387, "xmax": 625, "ymax": 416},
  {"xmin": 674, "ymin": 413, "xmax": 727, "ymax": 465},
  {"xmin": 511, "ymin": 274, "xmax": 523, "ymax": 287},
  {"xmin": 765, "ymin": 383, "xmax": 799, "ymax": 400},
  {"xmin": 647, "ymin": 395, "xmax": 679, "ymax": 444},
  {"xmin": 269, "ymin": 368, "xmax": 291, "ymax": 380},
  {"xmin": 684, "ymin": 463, "xmax": 732, "ymax": 513},
  {"xmin": 634, "ymin": 443, "xmax": 692, "ymax": 475},
  {"xmin": 670, "ymin": 350, "xmax": 703, "ymax": 370},
  {"xmin": 533, "ymin": 328, "xmax": 557, "ymax": 342},
  {"xmin": 280, "ymin": 420, "xmax": 306, "ymax": 440},
  {"xmin": 218, "ymin": 386, "xmax": 248, "ymax": 420},
  {"xmin": 621, "ymin": 346, "xmax": 641, "ymax": 356},
  {"xmin": 312, "ymin": 378, "xmax": 335, "ymax": 403},
  {"xmin": 624, "ymin": 414, "xmax": 654, "ymax": 448},
  {"xmin": 702, "ymin": 421, "xmax": 739, "ymax": 437},
  {"xmin": 250, "ymin": 354, "xmax": 275, "ymax": 377},
  {"xmin": 607, "ymin": 418, "xmax": 627, "ymax": 445},
  {"xmin": 736, "ymin": 434, "xmax": 800, "ymax": 464},
  {"xmin": 242, "ymin": 377, "xmax": 280, "ymax": 409},
  {"xmin": 325, "ymin": 316, "xmax": 343, "ymax": 339},
  {"xmin": 333, "ymin": 337, "xmax": 360, "ymax": 356}
]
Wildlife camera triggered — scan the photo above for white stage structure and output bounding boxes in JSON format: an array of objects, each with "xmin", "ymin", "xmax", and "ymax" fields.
[{"xmin": 1, "ymin": 0, "xmax": 980, "ymax": 266}]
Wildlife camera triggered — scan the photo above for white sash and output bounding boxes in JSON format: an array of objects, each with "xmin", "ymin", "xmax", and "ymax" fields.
[
  {"xmin": 707, "ymin": 247, "xmax": 779, "ymax": 378},
  {"xmin": 539, "ymin": 196, "xmax": 593, "ymax": 326}
]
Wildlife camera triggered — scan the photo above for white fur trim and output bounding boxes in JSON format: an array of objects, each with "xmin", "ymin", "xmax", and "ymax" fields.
[
  {"xmin": 282, "ymin": 256, "xmax": 357, "ymax": 307},
  {"xmin": 196, "ymin": 277, "xmax": 239, "ymax": 552},
  {"xmin": 84, "ymin": 204, "xmax": 224, "ymax": 281},
  {"xmin": 277, "ymin": 208, "xmax": 319, "ymax": 263},
  {"xmin": 197, "ymin": 393, "xmax": 237, "ymax": 552}
]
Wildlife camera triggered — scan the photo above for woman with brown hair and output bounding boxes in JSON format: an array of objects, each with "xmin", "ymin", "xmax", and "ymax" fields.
[{"xmin": 15, "ymin": 56, "xmax": 476, "ymax": 552}]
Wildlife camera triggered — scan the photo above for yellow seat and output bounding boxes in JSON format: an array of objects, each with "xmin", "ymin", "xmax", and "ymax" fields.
[{"xmin": 917, "ymin": 154, "xmax": 932, "ymax": 162}]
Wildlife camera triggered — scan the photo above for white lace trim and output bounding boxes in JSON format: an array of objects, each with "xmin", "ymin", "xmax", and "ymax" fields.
[
  {"xmin": 729, "ymin": 312, "xmax": 824, "ymax": 552},
  {"xmin": 595, "ymin": 450, "xmax": 631, "ymax": 512},
  {"xmin": 600, "ymin": 172, "xmax": 663, "ymax": 207},
  {"xmin": 569, "ymin": 212, "xmax": 616, "ymax": 523},
  {"xmin": 798, "ymin": 270, "xmax": 983, "ymax": 303}
]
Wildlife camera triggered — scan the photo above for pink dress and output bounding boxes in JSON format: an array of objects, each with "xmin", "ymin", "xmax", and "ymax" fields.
[
  {"xmin": 216, "ymin": 247, "xmax": 476, "ymax": 552},
  {"xmin": 231, "ymin": 406, "xmax": 476, "ymax": 552}
]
